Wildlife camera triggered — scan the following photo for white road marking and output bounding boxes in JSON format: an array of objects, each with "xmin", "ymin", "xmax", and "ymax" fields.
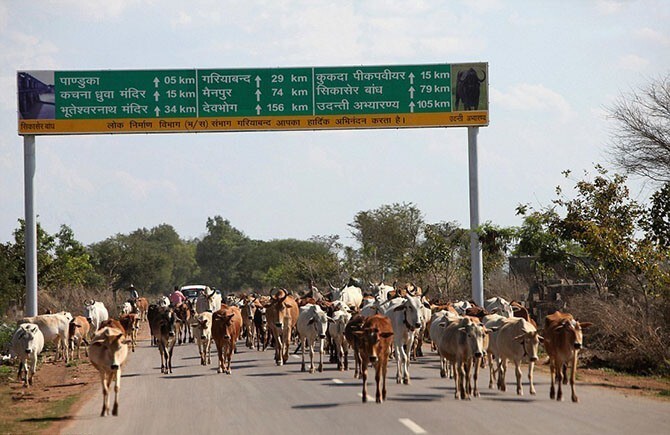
[
  {"xmin": 332, "ymin": 378, "xmax": 343, "ymax": 384},
  {"xmin": 399, "ymin": 418, "xmax": 427, "ymax": 434}
]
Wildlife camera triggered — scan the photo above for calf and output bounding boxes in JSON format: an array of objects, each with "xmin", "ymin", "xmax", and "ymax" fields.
[
  {"xmin": 353, "ymin": 314, "xmax": 394, "ymax": 403},
  {"xmin": 253, "ymin": 305, "xmax": 268, "ymax": 351},
  {"xmin": 69, "ymin": 315, "xmax": 91, "ymax": 359},
  {"xmin": 10, "ymin": 323, "xmax": 44, "ymax": 387},
  {"xmin": 174, "ymin": 302, "xmax": 192, "ymax": 345},
  {"xmin": 152, "ymin": 307, "xmax": 178, "ymax": 374},
  {"xmin": 212, "ymin": 305, "xmax": 242, "ymax": 374},
  {"xmin": 296, "ymin": 304, "xmax": 329, "ymax": 373},
  {"xmin": 119, "ymin": 313, "xmax": 139, "ymax": 352},
  {"xmin": 191, "ymin": 312, "xmax": 213, "ymax": 365},
  {"xmin": 241, "ymin": 297, "xmax": 257, "ymax": 349},
  {"xmin": 328, "ymin": 308, "xmax": 351, "ymax": 371},
  {"xmin": 88, "ymin": 326, "xmax": 129, "ymax": 416},
  {"xmin": 438, "ymin": 316, "xmax": 489, "ymax": 400},
  {"xmin": 344, "ymin": 314, "xmax": 366, "ymax": 378},
  {"xmin": 543, "ymin": 311, "xmax": 592, "ymax": 402},
  {"xmin": 134, "ymin": 297, "xmax": 149, "ymax": 321},
  {"xmin": 21, "ymin": 312, "xmax": 72, "ymax": 362}
]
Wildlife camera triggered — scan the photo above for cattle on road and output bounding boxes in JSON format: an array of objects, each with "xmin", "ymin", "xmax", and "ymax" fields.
[
  {"xmin": 10, "ymin": 323, "xmax": 44, "ymax": 387},
  {"xmin": 353, "ymin": 314, "xmax": 394, "ymax": 403},
  {"xmin": 88, "ymin": 326, "xmax": 129, "ymax": 416},
  {"xmin": 212, "ymin": 305, "xmax": 242, "ymax": 374}
]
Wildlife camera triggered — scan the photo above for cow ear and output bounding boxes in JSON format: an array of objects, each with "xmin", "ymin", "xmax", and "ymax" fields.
[
  {"xmin": 380, "ymin": 332, "xmax": 394, "ymax": 338},
  {"xmin": 486, "ymin": 327, "xmax": 497, "ymax": 334},
  {"xmin": 579, "ymin": 321, "xmax": 592, "ymax": 329},
  {"xmin": 393, "ymin": 305, "xmax": 405, "ymax": 312},
  {"xmin": 537, "ymin": 335, "xmax": 545, "ymax": 343}
]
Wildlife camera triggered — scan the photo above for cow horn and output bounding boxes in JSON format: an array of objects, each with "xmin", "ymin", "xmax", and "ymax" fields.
[{"xmin": 477, "ymin": 69, "xmax": 486, "ymax": 83}]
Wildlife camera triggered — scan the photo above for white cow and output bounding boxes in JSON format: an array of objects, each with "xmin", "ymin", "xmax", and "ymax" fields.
[
  {"xmin": 329, "ymin": 284, "xmax": 363, "ymax": 309},
  {"xmin": 157, "ymin": 296, "xmax": 170, "ymax": 308},
  {"xmin": 369, "ymin": 281, "xmax": 394, "ymax": 302},
  {"xmin": 437, "ymin": 316, "xmax": 489, "ymax": 400},
  {"xmin": 485, "ymin": 297, "xmax": 514, "ymax": 318},
  {"xmin": 119, "ymin": 302, "xmax": 133, "ymax": 315},
  {"xmin": 429, "ymin": 310, "xmax": 459, "ymax": 378},
  {"xmin": 452, "ymin": 300, "xmax": 472, "ymax": 315},
  {"xmin": 296, "ymin": 304, "xmax": 329, "ymax": 373},
  {"xmin": 191, "ymin": 312, "xmax": 213, "ymax": 365},
  {"xmin": 84, "ymin": 300, "xmax": 109, "ymax": 333},
  {"xmin": 89, "ymin": 326, "xmax": 129, "ymax": 416},
  {"xmin": 489, "ymin": 317, "xmax": 543, "ymax": 395},
  {"xmin": 196, "ymin": 287, "xmax": 222, "ymax": 313},
  {"xmin": 381, "ymin": 295, "xmax": 424, "ymax": 384},
  {"xmin": 482, "ymin": 313, "xmax": 508, "ymax": 388},
  {"xmin": 10, "ymin": 323, "xmax": 44, "ymax": 386},
  {"xmin": 327, "ymin": 308, "xmax": 351, "ymax": 371},
  {"xmin": 21, "ymin": 312, "xmax": 72, "ymax": 362}
]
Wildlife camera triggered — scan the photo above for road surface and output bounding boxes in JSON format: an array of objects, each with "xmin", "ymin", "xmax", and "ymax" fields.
[{"xmin": 63, "ymin": 333, "xmax": 669, "ymax": 435}]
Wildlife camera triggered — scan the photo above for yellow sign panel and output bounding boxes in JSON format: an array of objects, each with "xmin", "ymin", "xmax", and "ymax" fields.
[{"xmin": 19, "ymin": 111, "xmax": 488, "ymax": 135}]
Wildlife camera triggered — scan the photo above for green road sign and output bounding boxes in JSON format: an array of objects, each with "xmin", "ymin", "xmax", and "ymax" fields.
[{"xmin": 18, "ymin": 63, "xmax": 488, "ymax": 134}]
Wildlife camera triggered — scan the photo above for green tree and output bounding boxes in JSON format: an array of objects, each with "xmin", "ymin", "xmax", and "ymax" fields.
[
  {"xmin": 401, "ymin": 221, "xmax": 469, "ymax": 300},
  {"xmin": 195, "ymin": 216, "xmax": 250, "ymax": 290},
  {"xmin": 349, "ymin": 202, "xmax": 424, "ymax": 280}
]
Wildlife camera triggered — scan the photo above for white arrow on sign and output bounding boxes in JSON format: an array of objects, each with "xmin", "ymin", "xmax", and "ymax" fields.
[
  {"xmin": 255, "ymin": 104, "xmax": 262, "ymax": 115},
  {"xmin": 153, "ymin": 77, "xmax": 160, "ymax": 88},
  {"xmin": 154, "ymin": 91, "xmax": 160, "ymax": 102},
  {"xmin": 408, "ymin": 72, "xmax": 415, "ymax": 85},
  {"xmin": 255, "ymin": 89, "xmax": 262, "ymax": 102},
  {"xmin": 154, "ymin": 107, "xmax": 161, "ymax": 117},
  {"xmin": 409, "ymin": 101, "xmax": 415, "ymax": 113},
  {"xmin": 255, "ymin": 76, "xmax": 261, "ymax": 88},
  {"xmin": 408, "ymin": 86, "xmax": 415, "ymax": 99}
]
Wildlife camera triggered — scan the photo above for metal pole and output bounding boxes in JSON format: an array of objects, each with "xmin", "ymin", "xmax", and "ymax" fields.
[
  {"xmin": 24, "ymin": 135, "xmax": 38, "ymax": 317},
  {"xmin": 468, "ymin": 127, "xmax": 484, "ymax": 306}
]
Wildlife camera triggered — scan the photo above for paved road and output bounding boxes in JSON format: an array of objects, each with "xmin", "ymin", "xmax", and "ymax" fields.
[{"xmin": 63, "ymin": 333, "xmax": 669, "ymax": 435}]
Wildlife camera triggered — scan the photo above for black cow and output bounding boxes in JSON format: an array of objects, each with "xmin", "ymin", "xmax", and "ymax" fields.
[{"xmin": 455, "ymin": 68, "xmax": 486, "ymax": 111}]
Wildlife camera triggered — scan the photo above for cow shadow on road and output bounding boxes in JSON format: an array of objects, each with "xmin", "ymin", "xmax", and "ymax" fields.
[
  {"xmin": 246, "ymin": 372, "xmax": 289, "ymax": 377},
  {"xmin": 162, "ymin": 374, "xmax": 207, "ymax": 379},
  {"xmin": 387, "ymin": 393, "xmax": 443, "ymax": 402},
  {"xmin": 291, "ymin": 403, "xmax": 341, "ymax": 410}
]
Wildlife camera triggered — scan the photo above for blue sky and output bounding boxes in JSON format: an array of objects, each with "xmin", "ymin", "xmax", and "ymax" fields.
[{"xmin": 1, "ymin": 0, "xmax": 668, "ymax": 246}]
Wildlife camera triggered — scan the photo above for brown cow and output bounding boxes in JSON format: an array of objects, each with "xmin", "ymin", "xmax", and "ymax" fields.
[
  {"xmin": 69, "ymin": 315, "xmax": 91, "ymax": 359},
  {"xmin": 344, "ymin": 314, "xmax": 366, "ymax": 378},
  {"xmin": 353, "ymin": 314, "xmax": 394, "ymax": 403},
  {"xmin": 265, "ymin": 289, "xmax": 299, "ymax": 366},
  {"xmin": 134, "ymin": 297, "xmax": 149, "ymax": 322},
  {"xmin": 212, "ymin": 305, "xmax": 242, "ymax": 374},
  {"xmin": 88, "ymin": 326, "xmax": 129, "ymax": 416},
  {"xmin": 174, "ymin": 302, "xmax": 192, "ymax": 345},
  {"xmin": 543, "ymin": 311, "xmax": 592, "ymax": 402},
  {"xmin": 119, "ymin": 313, "xmax": 139, "ymax": 352}
]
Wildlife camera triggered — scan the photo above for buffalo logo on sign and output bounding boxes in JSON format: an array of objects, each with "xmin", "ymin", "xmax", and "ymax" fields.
[{"xmin": 452, "ymin": 64, "xmax": 488, "ymax": 112}]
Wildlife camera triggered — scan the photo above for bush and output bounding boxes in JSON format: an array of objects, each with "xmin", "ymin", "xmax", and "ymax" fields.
[{"xmin": 568, "ymin": 293, "xmax": 670, "ymax": 375}]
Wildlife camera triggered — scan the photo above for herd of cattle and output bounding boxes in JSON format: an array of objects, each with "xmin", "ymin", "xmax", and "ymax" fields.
[{"xmin": 7, "ymin": 280, "xmax": 592, "ymax": 417}]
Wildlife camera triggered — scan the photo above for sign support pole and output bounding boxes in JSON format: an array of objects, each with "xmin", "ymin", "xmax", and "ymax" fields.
[
  {"xmin": 468, "ymin": 127, "xmax": 484, "ymax": 306},
  {"xmin": 24, "ymin": 135, "xmax": 38, "ymax": 317}
]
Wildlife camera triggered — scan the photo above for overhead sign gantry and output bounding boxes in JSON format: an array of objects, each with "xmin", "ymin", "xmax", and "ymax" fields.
[{"xmin": 17, "ymin": 62, "xmax": 488, "ymax": 316}]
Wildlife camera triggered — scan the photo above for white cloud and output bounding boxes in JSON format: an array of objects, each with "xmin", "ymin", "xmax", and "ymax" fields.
[
  {"xmin": 171, "ymin": 11, "xmax": 193, "ymax": 28},
  {"xmin": 635, "ymin": 27, "xmax": 670, "ymax": 46},
  {"xmin": 114, "ymin": 171, "xmax": 178, "ymax": 201},
  {"xmin": 491, "ymin": 83, "xmax": 573, "ymax": 122},
  {"xmin": 52, "ymin": 0, "xmax": 144, "ymax": 21},
  {"xmin": 594, "ymin": 0, "xmax": 625, "ymax": 15},
  {"xmin": 617, "ymin": 54, "xmax": 650, "ymax": 71}
]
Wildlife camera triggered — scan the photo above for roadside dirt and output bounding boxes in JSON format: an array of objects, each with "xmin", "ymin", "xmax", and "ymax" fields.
[{"xmin": 1, "ymin": 326, "xmax": 668, "ymax": 433}]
